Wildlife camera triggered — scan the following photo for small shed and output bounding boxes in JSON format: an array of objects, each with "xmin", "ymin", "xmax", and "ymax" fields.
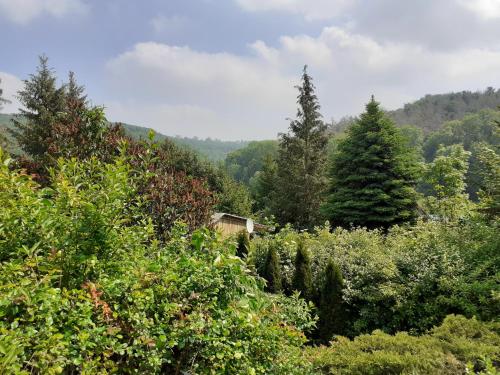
[{"xmin": 211, "ymin": 213, "xmax": 268, "ymax": 238}]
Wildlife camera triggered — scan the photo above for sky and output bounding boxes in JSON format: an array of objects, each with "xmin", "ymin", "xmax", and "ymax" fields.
[{"xmin": 1, "ymin": 0, "xmax": 500, "ymax": 140}]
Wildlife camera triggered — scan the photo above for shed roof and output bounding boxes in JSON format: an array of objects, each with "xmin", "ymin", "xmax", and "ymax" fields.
[{"xmin": 211, "ymin": 212, "xmax": 250, "ymax": 223}]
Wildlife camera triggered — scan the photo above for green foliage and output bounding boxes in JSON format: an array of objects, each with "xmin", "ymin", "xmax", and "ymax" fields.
[
  {"xmin": 324, "ymin": 97, "xmax": 419, "ymax": 229},
  {"xmin": 421, "ymin": 109, "xmax": 500, "ymax": 200},
  {"xmin": 399, "ymin": 124, "xmax": 424, "ymax": 159},
  {"xmin": 475, "ymin": 143, "xmax": 500, "ymax": 218},
  {"xmin": 225, "ymin": 140, "xmax": 278, "ymax": 184},
  {"xmin": 172, "ymin": 136, "xmax": 248, "ymax": 162},
  {"xmin": 292, "ymin": 239, "xmax": 313, "ymax": 300},
  {"xmin": 275, "ymin": 66, "xmax": 329, "ymax": 229},
  {"xmin": 305, "ymin": 315, "xmax": 500, "ymax": 375},
  {"xmin": 159, "ymin": 138, "xmax": 253, "ymax": 217},
  {"xmin": 251, "ymin": 152, "xmax": 278, "ymax": 216},
  {"xmin": 318, "ymin": 260, "xmax": 345, "ymax": 342},
  {"xmin": 236, "ymin": 230, "xmax": 250, "ymax": 258},
  {"xmin": 421, "ymin": 144, "xmax": 473, "ymax": 222},
  {"xmin": 263, "ymin": 245, "xmax": 283, "ymax": 293},
  {"xmin": 249, "ymin": 217, "xmax": 499, "ymax": 337},
  {"xmin": 216, "ymin": 174, "xmax": 253, "ymax": 217},
  {"xmin": 422, "ymin": 110, "xmax": 500, "ymax": 162},
  {"xmin": 0, "ymin": 150, "xmax": 315, "ymax": 374}
]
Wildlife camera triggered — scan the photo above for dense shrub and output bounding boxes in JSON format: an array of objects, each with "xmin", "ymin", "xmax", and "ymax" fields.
[
  {"xmin": 263, "ymin": 245, "xmax": 283, "ymax": 293},
  {"xmin": 292, "ymin": 239, "xmax": 313, "ymax": 300},
  {"xmin": 304, "ymin": 315, "xmax": 500, "ymax": 375},
  {"xmin": 236, "ymin": 230, "xmax": 250, "ymax": 258},
  {"xmin": 0, "ymin": 149, "xmax": 315, "ymax": 374},
  {"xmin": 249, "ymin": 217, "xmax": 499, "ymax": 336}
]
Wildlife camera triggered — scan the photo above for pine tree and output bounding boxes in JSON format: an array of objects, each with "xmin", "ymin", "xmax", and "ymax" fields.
[
  {"xmin": 275, "ymin": 66, "xmax": 329, "ymax": 229},
  {"xmin": 262, "ymin": 245, "xmax": 282, "ymax": 293},
  {"xmin": 9, "ymin": 55, "xmax": 66, "ymax": 159},
  {"xmin": 292, "ymin": 239, "xmax": 312, "ymax": 300},
  {"xmin": 323, "ymin": 96, "xmax": 418, "ymax": 229},
  {"xmin": 236, "ymin": 230, "xmax": 250, "ymax": 258},
  {"xmin": 318, "ymin": 260, "xmax": 345, "ymax": 342}
]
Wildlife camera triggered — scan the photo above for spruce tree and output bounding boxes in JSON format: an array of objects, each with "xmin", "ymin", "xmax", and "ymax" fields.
[
  {"xmin": 318, "ymin": 260, "xmax": 345, "ymax": 342},
  {"xmin": 10, "ymin": 55, "xmax": 66, "ymax": 159},
  {"xmin": 275, "ymin": 66, "xmax": 328, "ymax": 229},
  {"xmin": 323, "ymin": 96, "xmax": 418, "ymax": 229},
  {"xmin": 262, "ymin": 245, "xmax": 282, "ymax": 293},
  {"xmin": 236, "ymin": 230, "xmax": 250, "ymax": 258},
  {"xmin": 292, "ymin": 239, "xmax": 312, "ymax": 300}
]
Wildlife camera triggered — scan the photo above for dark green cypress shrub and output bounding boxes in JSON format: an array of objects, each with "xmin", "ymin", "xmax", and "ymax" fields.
[
  {"xmin": 319, "ymin": 260, "xmax": 345, "ymax": 342},
  {"xmin": 236, "ymin": 230, "xmax": 250, "ymax": 258},
  {"xmin": 292, "ymin": 239, "xmax": 313, "ymax": 300},
  {"xmin": 263, "ymin": 245, "xmax": 282, "ymax": 293}
]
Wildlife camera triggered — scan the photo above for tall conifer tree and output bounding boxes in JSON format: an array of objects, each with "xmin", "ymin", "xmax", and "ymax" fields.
[
  {"xmin": 323, "ymin": 97, "xmax": 418, "ymax": 229},
  {"xmin": 10, "ymin": 55, "xmax": 66, "ymax": 159},
  {"xmin": 275, "ymin": 66, "xmax": 328, "ymax": 229}
]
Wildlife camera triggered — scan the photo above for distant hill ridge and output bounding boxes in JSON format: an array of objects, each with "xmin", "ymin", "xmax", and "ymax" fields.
[
  {"xmin": 387, "ymin": 87, "xmax": 500, "ymax": 133},
  {"xmin": 2, "ymin": 88, "xmax": 500, "ymax": 158},
  {"xmin": 331, "ymin": 87, "xmax": 500, "ymax": 134},
  {"xmin": 0, "ymin": 114, "xmax": 248, "ymax": 161}
]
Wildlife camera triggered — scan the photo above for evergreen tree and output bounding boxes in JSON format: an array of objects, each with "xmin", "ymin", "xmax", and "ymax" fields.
[
  {"xmin": 10, "ymin": 55, "xmax": 66, "ymax": 159},
  {"xmin": 292, "ymin": 239, "xmax": 312, "ymax": 300},
  {"xmin": 275, "ymin": 66, "xmax": 329, "ymax": 229},
  {"xmin": 50, "ymin": 72, "xmax": 110, "ymax": 160},
  {"xmin": 262, "ymin": 245, "xmax": 282, "ymax": 293},
  {"xmin": 236, "ymin": 230, "xmax": 250, "ymax": 258},
  {"xmin": 318, "ymin": 260, "xmax": 345, "ymax": 342},
  {"xmin": 323, "ymin": 97, "xmax": 419, "ymax": 229}
]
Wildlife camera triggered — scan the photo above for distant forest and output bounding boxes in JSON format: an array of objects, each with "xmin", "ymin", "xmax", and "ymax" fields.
[
  {"xmin": 3, "ymin": 88, "xmax": 499, "ymax": 161},
  {"xmin": 330, "ymin": 87, "xmax": 500, "ymax": 134},
  {"xmin": 0, "ymin": 114, "xmax": 248, "ymax": 161}
]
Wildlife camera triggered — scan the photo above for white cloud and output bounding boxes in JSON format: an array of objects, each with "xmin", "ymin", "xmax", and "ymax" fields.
[
  {"xmin": 0, "ymin": 72, "xmax": 23, "ymax": 114},
  {"xmin": 150, "ymin": 14, "xmax": 188, "ymax": 34},
  {"xmin": 104, "ymin": 27, "xmax": 500, "ymax": 139},
  {"xmin": 457, "ymin": 0, "xmax": 500, "ymax": 19},
  {"xmin": 236, "ymin": 0, "xmax": 356, "ymax": 20},
  {"xmin": 0, "ymin": 0, "xmax": 87, "ymax": 25},
  {"xmin": 105, "ymin": 42, "xmax": 296, "ymax": 139}
]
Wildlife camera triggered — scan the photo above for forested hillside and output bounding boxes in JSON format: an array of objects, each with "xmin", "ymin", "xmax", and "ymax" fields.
[
  {"xmin": 388, "ymin": 88, "xmax": 500, "ymax": 133},
  {"xmin": 0, "ymin": 114, "xmax": 247, "ymax": 161}
]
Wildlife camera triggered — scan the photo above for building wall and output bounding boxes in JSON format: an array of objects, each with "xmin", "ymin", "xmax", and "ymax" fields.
[{"xmin": 215, "ymin": 217, "xmax": 247, "ymax": 237}]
